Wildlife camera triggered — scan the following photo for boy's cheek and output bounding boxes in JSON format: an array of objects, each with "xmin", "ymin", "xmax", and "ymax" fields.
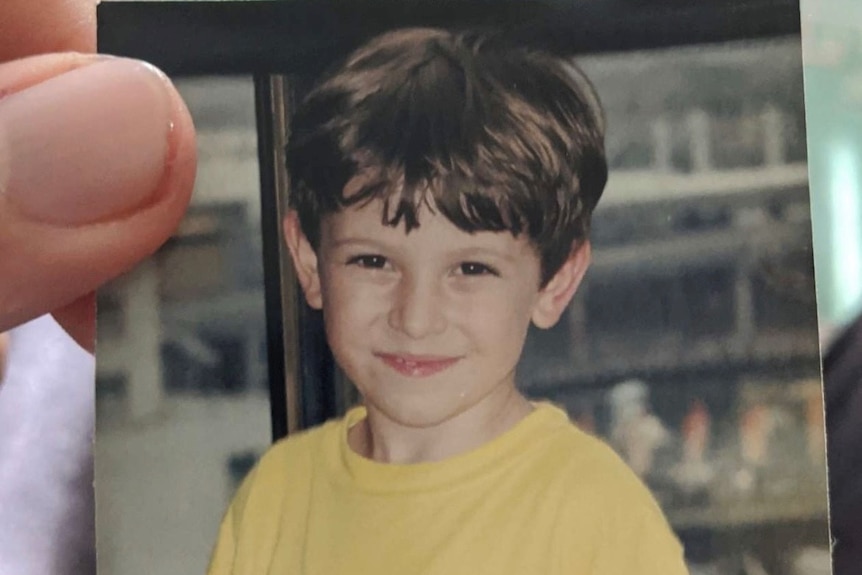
[
  {"xmin": 459, "ymin": 286, "xmax": 535, "ymax": 321},
  {"xmin": 322, "ymin": 289, "xmax": 383, "ymax": 332}
]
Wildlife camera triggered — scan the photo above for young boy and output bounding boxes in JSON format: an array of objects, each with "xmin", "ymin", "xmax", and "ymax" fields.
[{"xmin": 208, "ymin": 28, "xmax": 688, "ymax": 575}]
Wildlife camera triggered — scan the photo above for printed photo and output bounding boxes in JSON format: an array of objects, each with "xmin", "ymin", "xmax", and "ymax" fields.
[{"xmin": 96, "ymin": 2, "xmax": 831, "ymax": 574}]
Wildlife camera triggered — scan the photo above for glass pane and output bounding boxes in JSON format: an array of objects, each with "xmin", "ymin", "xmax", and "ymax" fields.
[{"xmin": 95, "ymin": 76, "xmax": 271, "ymax": 575}]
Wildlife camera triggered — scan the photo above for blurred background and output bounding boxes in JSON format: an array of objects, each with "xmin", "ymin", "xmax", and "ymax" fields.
[
  {"xmin": 518, "ymin": 37, "xmax": 826, "ymax": 575},
  {"xmin": 93, "ymin": 1, "xmax": 858, "ymax": 575}
]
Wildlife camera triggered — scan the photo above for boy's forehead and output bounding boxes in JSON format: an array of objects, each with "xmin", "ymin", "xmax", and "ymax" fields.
[
  {"xmin": 321, "ymin": 197, "xmax": 415, "ymax": 233},
  {"xmin": 319, "ymin": 199, "xmax": 537, "ymax": 258},
  {"xmin": 320, "ymin": 198, "xmax": 449, "ymax": 241}
]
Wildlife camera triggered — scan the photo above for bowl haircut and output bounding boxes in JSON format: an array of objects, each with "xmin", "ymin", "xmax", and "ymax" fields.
[{"xmin": 286, "ymin": 27, "xmax": 608, "ymax": 286}]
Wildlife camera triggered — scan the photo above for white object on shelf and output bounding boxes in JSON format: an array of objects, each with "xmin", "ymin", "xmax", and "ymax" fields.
[
  {"xmin": 608, "ymin": 380, "xmax": 671, "ymax": 477},
  {"xmin": 651, "ymin": 116, "xmax": 673, "ymax": 172},
  {"xmin": 687, "ymin": 109, "xmax": 712, "ymax": 173},
  {"xmin": 761, "ymin": 105, "xmax": 786, "ymax": 166}
]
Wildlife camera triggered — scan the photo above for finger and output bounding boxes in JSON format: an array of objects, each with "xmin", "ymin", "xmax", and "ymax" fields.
[
  {"xmin": 0, "ymin": 54, "xmax": 197, "ymax": 352},
  {"xmin": 0, "ymin": 0, "xmax": 96, "ymax": 60},
  {"xmin": 0, "ymin": 331, "xmax": 8, "ymax": 381},
  {"xmin": 51, "ymin": 293, "xmax": 96, "ymax": 353},
  {"xmin": 0, "ymin": 51, "xmax": 100, "ymax": 93}
]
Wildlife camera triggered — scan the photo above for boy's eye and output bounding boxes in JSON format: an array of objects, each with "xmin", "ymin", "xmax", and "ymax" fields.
[
  {"xmin": 347, "ymin": 254, "xmax": 388, "ymax": 269},
  {"xmin": 458, "ymin": 262, "xmax": 499, "ymax": 277}
]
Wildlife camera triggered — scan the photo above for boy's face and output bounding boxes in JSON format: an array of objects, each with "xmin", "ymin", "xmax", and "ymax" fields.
[{"xmin": 284, "ymin": 199, "xmax": 590, "ymax": 430}]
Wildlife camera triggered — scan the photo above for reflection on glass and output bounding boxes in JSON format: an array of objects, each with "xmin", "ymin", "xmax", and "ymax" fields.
[{"xmin": 94, "ymin": 76, "xmax": 271, "ymax": 575}]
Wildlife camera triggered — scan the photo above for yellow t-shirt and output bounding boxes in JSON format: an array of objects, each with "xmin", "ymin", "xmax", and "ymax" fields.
[{"xmin": 207, "ymin": 403, "xmax": 688, "ymax": 575}]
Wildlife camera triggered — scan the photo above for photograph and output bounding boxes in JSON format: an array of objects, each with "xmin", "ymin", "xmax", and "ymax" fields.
[{"xmin": 94, "ymin": 1, "xmax": 832, "ymax": 574}]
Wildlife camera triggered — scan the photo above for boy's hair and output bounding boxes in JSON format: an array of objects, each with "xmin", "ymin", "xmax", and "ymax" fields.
[{"xmin": 286, "ymin": 27, "xmax": 608, "ymax": 286}]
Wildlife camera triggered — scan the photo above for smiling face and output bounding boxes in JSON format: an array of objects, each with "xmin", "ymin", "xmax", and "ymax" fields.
[{"xmin": 284, "ymin": 199, "xmax": 590, "ymax": 432}]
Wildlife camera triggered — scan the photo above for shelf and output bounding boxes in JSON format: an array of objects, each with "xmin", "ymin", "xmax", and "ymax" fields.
[
  {"xmin": 669, "ymin": 496, "xmax": 828, "ymax": 530},
  {"xmin": 590, "ymin": 221, "xmax": 808, "ymax": 275},
  {"xmin": 601, "ymin": 163, "xmax": 809, "ymax": 209},
  {"xmin": 524, "ymin": 333, "xmax": 820, "ymax": 391}
]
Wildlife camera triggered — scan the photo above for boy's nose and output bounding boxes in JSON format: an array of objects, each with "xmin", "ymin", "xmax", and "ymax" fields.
[{"xmin": 388, "ymin": 276, "xmax": 447, "ymax": 339}]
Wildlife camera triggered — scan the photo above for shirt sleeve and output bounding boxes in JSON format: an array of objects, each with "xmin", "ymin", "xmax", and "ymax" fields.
[
  {"xmin": 590, "ymin": 507, "xmax": 688, "ymax": 575},
  {"xmin": 560, "ymin": 440, "xmax": 690, "ymax": 575},
  {"xmin": 587, "ymin": 476, "xmax": 689, "ymax": 575}
]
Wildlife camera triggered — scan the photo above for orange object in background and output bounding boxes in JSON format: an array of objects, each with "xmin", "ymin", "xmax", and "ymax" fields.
[
  {"xmin": 740, "ymin": 404, "xmax": 771, "ymax": 466},
  {"xmin": 682, "ymin": 400, "xmax": 711, "ymax": 462}
]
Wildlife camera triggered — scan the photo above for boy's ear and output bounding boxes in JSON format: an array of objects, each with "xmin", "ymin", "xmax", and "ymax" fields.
[
  {"xmin": 531, "ymin": 241, "xmax": 591, "ymax": 330},
  {"xmin": 282, "ymin": 210, "xmax": 323, "ymax": 310}
]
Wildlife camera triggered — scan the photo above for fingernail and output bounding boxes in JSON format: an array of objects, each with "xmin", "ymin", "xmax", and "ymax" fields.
[{"xmin": 0, "ymin": 58, "xmax": 173, "ymax": 225}]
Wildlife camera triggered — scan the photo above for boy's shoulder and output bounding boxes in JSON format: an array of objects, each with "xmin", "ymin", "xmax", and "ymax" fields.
[
  {"xmin": 525, "ymin": 403, "xmax": 656, "ymax": 494},
  {"xmin": 226, "ymin": 418, "xmax": 338, "ymax": 520},
  {"xmin": 516, "ymin": 404, "xmax": 675, "ymax": 532},
  {"xmin": 252, "ymin": 416, "xmax": 340, "ymax": 477},
  {"xmin": 529, "ymin": 405, "xmax": 685, "ymax": 569}
]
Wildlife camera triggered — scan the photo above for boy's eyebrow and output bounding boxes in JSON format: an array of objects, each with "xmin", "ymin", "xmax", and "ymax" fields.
[
  {"xmin": 450, "ymin": 246, "xmax": 519, "ymax": 263},
  {"xmin": 328, "ymin": 237, "xmax": 520, "ymax": 263}
]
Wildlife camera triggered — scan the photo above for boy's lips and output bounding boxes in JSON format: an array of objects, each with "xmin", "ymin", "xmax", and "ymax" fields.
[{"xmin": 374, "ymin": 352, "xmax": 461, "ymax": 377}]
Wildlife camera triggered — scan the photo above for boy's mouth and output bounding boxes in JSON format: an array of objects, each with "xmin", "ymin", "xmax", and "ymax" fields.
[{"xmin": 374, "ymin": 353, "xmax": 461, "ymax": 377}]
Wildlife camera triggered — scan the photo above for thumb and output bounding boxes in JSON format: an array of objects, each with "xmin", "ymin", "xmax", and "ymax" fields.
[{"xmin": 0, "ymin": 54, "xmax": 197, "ymax": 351}]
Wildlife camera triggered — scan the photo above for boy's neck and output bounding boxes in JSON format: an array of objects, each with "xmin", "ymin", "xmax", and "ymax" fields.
[{"xmin": 347, "ymin": 386, "xmax": 534, "ymax": 465}]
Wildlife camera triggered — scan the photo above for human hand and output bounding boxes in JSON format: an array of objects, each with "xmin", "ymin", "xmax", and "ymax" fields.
[
  {"xmin": 0, "ymin": 332, "xmax": 8, "ymax": 380},
  {"xmin": 0, "ymin": 0, "xmax": 197, "ymax": 352}
]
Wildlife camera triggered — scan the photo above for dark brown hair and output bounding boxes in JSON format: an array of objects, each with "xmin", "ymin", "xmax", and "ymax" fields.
[{"xmin": 286, "ymin": 27, "xmax": 608, "ymax": 285}]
